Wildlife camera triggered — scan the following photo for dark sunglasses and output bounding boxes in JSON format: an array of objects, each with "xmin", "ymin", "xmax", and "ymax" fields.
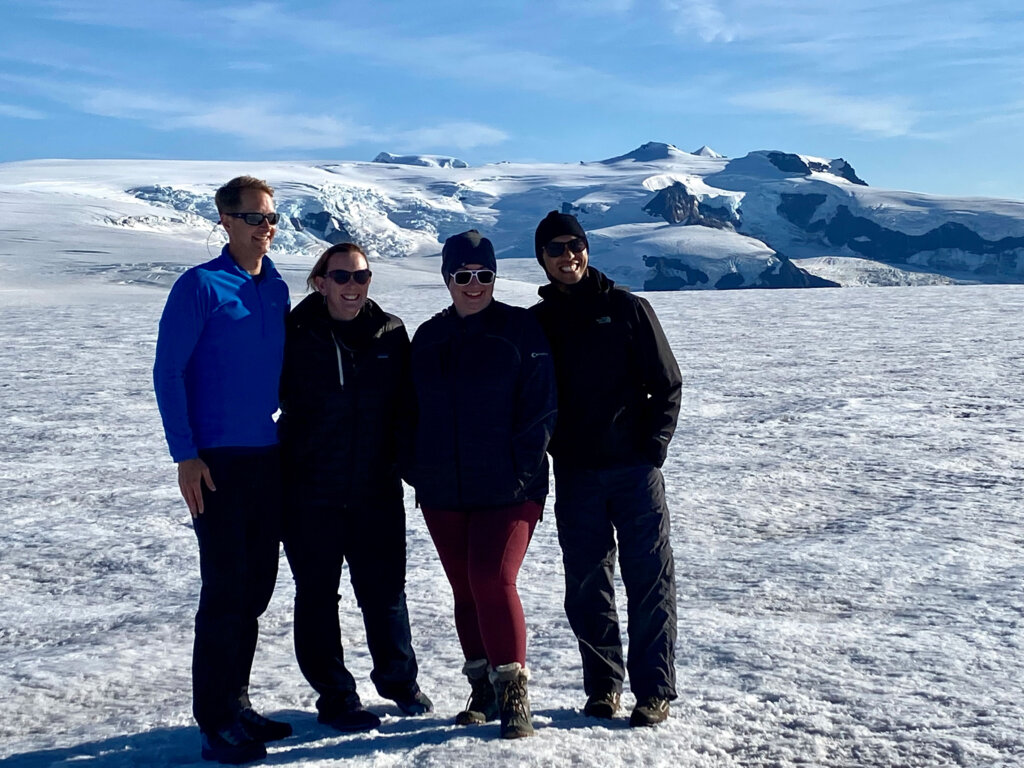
[
  {"xmin": 452, "ymin": 269, "xmax": 495, "ymax": 286},
  {"xmin": 544, "ymin": 238, "xmax": 587, "ymax": 257},
  {"xmin": 226, "ymin": 212, "xmax": 280, "ymax": 226},
  {"xmin": 325, "ymin": 268, "xmax": 372, "ymax": 285}
]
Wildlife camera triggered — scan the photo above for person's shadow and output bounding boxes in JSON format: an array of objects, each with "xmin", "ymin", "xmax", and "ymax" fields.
[
  {"xmin": 0, "ymin": 706, "xmax": 598, "ymax": 766},
  {"xmin": 0, "ymin": 705, "xmax": 630, "ymax": 765}
]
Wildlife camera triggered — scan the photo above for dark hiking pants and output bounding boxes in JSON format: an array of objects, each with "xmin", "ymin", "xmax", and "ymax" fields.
[
  {"xmin": 553, "ymin": 464, "xmax": 677, "ymax": 701},
  {"xmin": 192, "ymin": 447, "xmax": 282, "ymax": 732},
  {"xmin": 283, "ymin": 497, "xmax": 419, "ymax": 713}
]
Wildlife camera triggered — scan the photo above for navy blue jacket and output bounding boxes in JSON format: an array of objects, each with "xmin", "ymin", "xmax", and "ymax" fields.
[
  {"xmin": 153, "ymin": 246, "xmax": 289, "ymax": 462},
  {"xmin": 408, "ymin": 300, "xmax": 557, "ymax": 510}
]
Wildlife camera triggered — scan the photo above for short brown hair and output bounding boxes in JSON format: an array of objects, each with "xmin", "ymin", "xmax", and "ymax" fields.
[
  {"xmin": 215, "ymin": 175, "xmax": 274, "ymax": 214},
  {"xmin": 307, "ymin": 242, "xmax": 368, "ymax": 291}
]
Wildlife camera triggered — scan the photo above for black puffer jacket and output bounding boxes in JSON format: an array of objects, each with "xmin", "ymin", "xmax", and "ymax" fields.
[
  {"xmin": 278, "ymin": 293, "xmax": 411, "ymax": 507},
  {"xmin": 530, "ymin": 268, "xmax": 682, "ymax": 471},
  {"xmin": 408, "ymin": 300, "xmax": 557, "ymax": 510}
]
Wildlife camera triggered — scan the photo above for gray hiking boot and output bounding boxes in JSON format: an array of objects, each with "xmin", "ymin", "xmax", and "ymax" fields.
[
  {"xmin": 490, "ymin": 662, "xmax": 534, "ymax": 739},
  {"xmin": 455, "ymin": 659, "xmax": 498, "ymax": 725}
]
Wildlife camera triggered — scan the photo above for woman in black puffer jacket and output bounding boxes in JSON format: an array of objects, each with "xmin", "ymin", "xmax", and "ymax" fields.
[
  {"xmin": 407, "ymin": 231, "xmax": 557, "ymax": 740},
  {"xmin": 278, "ymin": 242, "xmax": 431, "ymax": 732}
]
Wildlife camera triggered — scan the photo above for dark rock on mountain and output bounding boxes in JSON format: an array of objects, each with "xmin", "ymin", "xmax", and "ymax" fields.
[
  {"xmin": 829, "ymin": 158, "xmax": 867, "ymax": 185},
  {"xmin": 820, "ymin": 205, "xmax": 1024, "ymax": 274},
  {"xmin": 777, "ymin": 193, "xmax": 828, "ymax": 228},
  {"xmin": 642, "ymin": 252, "xmax": 837, "ymax": 290},
  {"xmin": 765, "ymin": 152, "xmax": 867, "ymax": 185},
  {"xmin": 643, "ymin": 256, "xmax": 710, "ymax": 289},
  {"xmin": 299, "ymin": 210, "xmax": 353, "ymax": 244},
  {"xmin": 643, "ymin": 182, "xmax": 738, "ymax": 228}
]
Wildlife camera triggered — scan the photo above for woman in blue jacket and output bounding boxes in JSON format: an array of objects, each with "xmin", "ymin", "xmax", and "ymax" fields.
[{"xmin": 407, "ymin": 230, "xmax": 557, "ymax": 739}]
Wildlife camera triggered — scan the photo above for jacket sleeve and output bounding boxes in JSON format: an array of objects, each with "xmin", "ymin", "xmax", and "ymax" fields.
[
  {"xmin": 511, "ymin": 311, "xmax": 558, "ymax": 492},
  {"xmin": 633, "ymin": 295, "xmax": 682, "ymax": 468},
  {"xmin": 152, "ymin": 272, "xmax": 205, "ymax": 463},
  {"xmin": 393, "ymin": 322, "xmax": 416, "ymax": 484}
]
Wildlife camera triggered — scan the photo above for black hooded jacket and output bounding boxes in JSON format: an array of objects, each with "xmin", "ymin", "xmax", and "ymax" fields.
[
  {"xmin": 530, "ymin": 268, "xmax": 682, "ymax": 471},
  {"xmin": 278, "ymin": 293, "xmax": 411, "ymax": 507},
  {"xmin": 408, "ymin": 299, "xmax": 557, "ymax": 510}
]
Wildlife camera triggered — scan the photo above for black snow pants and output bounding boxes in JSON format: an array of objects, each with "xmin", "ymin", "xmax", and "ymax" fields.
[
  {"xmin": 283, "ymin": 495, "xmax": 419, "ymax": 715},
  {"xmin": 553, "ymin": 463, "xmax": 678, "ymax": 701},
  {"xmin": 191, "ymin": 447, "xmax": 282, "ymax": 733}
]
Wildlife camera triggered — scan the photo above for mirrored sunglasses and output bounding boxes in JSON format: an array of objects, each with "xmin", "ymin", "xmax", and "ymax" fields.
[
  {"xmin": 326, "ymin": 268, "xmax": 372, "ymax": 285},
  {"xmin": 452, "ymin": 269, "xmax": 495, "ymax": 286},
  {"xmin": 227, "ymin": 212, "xmax": 280, "ymax": 226},
  {"xmin": 544, "ymin": 238, "xmax": 587, "ymax": 258}
]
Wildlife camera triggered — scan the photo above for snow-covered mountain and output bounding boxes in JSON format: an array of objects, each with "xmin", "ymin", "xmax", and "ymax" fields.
[{"xmin": 2, "ymin": 143, "xmax": 1022, "ymax": 291}]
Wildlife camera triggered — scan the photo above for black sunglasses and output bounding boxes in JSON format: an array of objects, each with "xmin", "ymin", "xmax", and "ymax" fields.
[
  {"xmin": 544, "ymin": 238, "xmax": 587, "ymax": 257},
  {"xmin": 226, "ymin": 212, "xmax": 280, "ymax": 226},
  {"xmin": 452, "ymin": 269, "xmax": 495, "ymax": 286},
  {"xmin": 325, "ymin": 268, "xmax": 372, "ymax": 285}
]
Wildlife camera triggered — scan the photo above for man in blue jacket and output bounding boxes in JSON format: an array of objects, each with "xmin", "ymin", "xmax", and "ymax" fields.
[{"xmin": 154, "ymin": 175, "xmax": 291, "ymax": 764}]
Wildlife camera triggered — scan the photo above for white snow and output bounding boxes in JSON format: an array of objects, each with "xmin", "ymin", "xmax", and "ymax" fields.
[{"xmin": 2, "ymin": 162, "xmax": 1023, "ymax": 767}]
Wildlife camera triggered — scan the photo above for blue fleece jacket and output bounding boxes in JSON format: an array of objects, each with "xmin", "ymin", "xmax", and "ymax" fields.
[{"xmin": 153, "ymin": 246, "xmax": 290, "ymax": 462}]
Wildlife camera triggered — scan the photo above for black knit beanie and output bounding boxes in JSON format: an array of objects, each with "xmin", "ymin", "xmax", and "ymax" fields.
[
  {"xmin": 534, "ymin": 210, "xmax": 588, "ymax": 265},
  {"xmin": 441, "ymin": 230, "xmax": 497, "ymax": 283}
]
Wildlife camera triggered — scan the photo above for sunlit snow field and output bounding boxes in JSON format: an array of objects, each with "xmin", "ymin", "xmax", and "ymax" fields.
[{"xmin": 2, "ymin": 252, "xmax": 1023, "ymax": 766}]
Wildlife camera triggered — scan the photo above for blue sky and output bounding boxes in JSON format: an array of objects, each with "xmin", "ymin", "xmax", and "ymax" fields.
[{"xmin": 2, "ymin": 0, "xmax": 1023, "ymax": 200}]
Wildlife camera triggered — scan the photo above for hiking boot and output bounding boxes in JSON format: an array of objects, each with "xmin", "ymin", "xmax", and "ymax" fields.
[
  {"xmin": 454, "ymin": 659, "xmax": 498, "ymax": 725},
  {"xmin": 394, "ymin": 689, "xmax": 434, "ymax": 716},
  {"xmin": 239, "ymin": 707, "xmax": 292, "ymax": 742},
  {"xmin": 490, "ymin": 662, "xmax": 534, "ymax": 739},
  {"xmin": 629, "ymin": 696, "xmax": 670, "ymax": 727},
  {"xmin": 583, "ymin": 690, "xmax": 621, "ymax": 719},
  {"xmin": 317, "ymin": 691, "xmax": 381, "ymax": 732},
  {"xmin": 200, "ymin": 721, "xmax": 267, "ymax": 764}
]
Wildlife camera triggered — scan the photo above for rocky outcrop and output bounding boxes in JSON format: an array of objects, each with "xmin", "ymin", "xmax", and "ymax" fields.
[
  {"xmin": 642, "ymin": 253, "xmax": 838, "ymax": 290},
  {"xmin": 297, "ymin": 210, "xmax": 353, "ymax": 244},
  {"xmin": 643, "ymin": 182, "xmax": 739, "ymax": 228},
  {"xmin": 765, "ymin": 152, "xmax": 867, "ymax": 185},
  {"xmin": 822, "ymin": 206, "xmax": 1024, "ymax": 274}
]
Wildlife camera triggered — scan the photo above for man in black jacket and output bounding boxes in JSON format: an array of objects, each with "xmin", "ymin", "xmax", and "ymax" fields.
[{"xmin": 530, "ymin": 211, "xmax": 682, "ymax": 727}]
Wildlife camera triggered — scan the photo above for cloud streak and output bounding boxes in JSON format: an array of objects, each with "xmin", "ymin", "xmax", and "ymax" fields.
[
  {"xmin": 1, "ymin": 74, "xmax": 509, "ymax": 153},
  {"xmin": 731, "ymin": 86, "xmax": 920, "ymax": 138},
  {"xmin": 0, "ymin": 103, "xmax": 47, "ymax": 119}
]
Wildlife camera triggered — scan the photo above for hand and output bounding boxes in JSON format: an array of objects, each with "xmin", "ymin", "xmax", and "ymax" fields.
[{"xmin": 177, "ymin": 457, "xmax": 216, "ymax": 518}]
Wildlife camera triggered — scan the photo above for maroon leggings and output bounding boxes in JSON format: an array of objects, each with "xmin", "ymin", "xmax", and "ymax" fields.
[{"xmin": 422, "ymin": 501, "xmax": 541, "ymax": 667}]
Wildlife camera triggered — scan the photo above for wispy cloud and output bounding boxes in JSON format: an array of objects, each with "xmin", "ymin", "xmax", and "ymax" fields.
[
  {"xmin": 0, "ymin": 74, "xmax": 508, "ymax": 152},
  {"xmin": 662, "ymin": 0, "xmax": 736, "ymax": 42},
  {"xmin": 0, "ymin": 103, "xmax": 47, "ymax": 119},
  {"xmin": 393, "ymin": 123, "xmax": 509, "ymax": 152},
  {"xmin": 731, "ymin": 86, "xmax": 920, "ymax": 138}
]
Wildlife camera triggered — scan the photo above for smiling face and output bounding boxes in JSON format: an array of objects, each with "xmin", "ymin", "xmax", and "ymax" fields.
[
  {"xmin": 448, "ymin": 262, "xmax": 494, "ymax": 318},
  {"xmin": 315, "ymin": 249, "xmax": 371, "ymax": 321},
  {"xmin": 220, "ymin": 188, "xmax": 276, "ymax": 274},
  {"xmin": 543, "ymin": 234, "xmax": 589, "ymax": 288}
]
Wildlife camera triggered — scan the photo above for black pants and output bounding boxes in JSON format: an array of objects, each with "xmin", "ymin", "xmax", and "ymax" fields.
[
  {"xmin": 283, "ymin": 495, "xmax": 419, "ymax": 715},
  {"xmin": 553, "ymin": 463, "xmax": 678, "ymax": 701},
  {"xmin": 191, "ymin": 448, "xmax": 282, "ymax": 732}
]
